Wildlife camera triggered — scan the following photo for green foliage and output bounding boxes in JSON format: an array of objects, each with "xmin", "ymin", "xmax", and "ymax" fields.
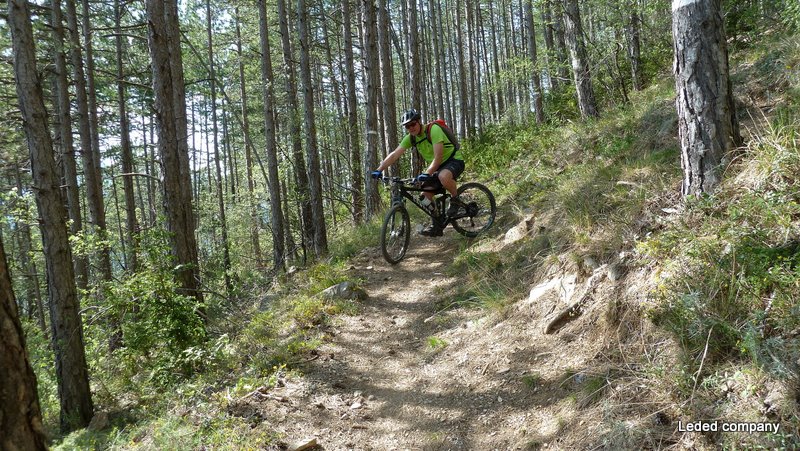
[
  {"xmin": 328, "ymin": 218, "xmax": 382, "ymax": 261},
  {"xmin": 426, "ymin": 336, "xmax": 448, "ymax": 350}
]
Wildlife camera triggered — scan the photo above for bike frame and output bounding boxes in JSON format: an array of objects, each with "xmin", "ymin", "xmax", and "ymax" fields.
[{"xmin": 382, "ymin": 177, "xmax": 452, "ymax": 229}]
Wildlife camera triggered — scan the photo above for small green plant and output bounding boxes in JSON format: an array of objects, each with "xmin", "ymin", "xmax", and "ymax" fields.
[
  {"xmin": 521, "ymin": 373, "xmax": 542, "ymax": 389},
  {"xmin": 427, "ymin": 336, "xmax": 448, "ymax": 350}
]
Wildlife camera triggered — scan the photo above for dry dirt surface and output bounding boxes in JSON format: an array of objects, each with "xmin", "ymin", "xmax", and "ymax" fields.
[{"xmin": 236, "ymin": 227, "xmax": 669, "ymax": 450}]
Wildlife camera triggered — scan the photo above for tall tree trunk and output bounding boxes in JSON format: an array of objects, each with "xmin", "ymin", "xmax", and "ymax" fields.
[
  {"xmin": 407, "ymin": 0, "xmax": 424, "ymax": 174},
  {"xmin": 115, "ymin": 0, "xmax": 139, "ymax": 274},
  {"xmin": 428, "ymin": 0, "xmax": 444, "ymax": 119},
  {"xmin": 205, "ymin": 0, "xmax": 233, "ymax": 294},
  {"xmin": 8, "ymin": 0, "xmax": 94, "ymax": 431},
  {"xmin": 362, "ymin": 0, "xmax": 381, "ymax": 218},
  {"xmin": 50, "ymin": 0, "xmax": 88, "ymax": 295},
  {"xmin": 455, "ymin": 0, "xmax": 468, "ymax": 134},
  {"xmin": 65, "ymin": 0, "xmax": 113, "ymax": 286},
  {"xmin": 489, "ymin": 0, "xmax": 505, "ymax": 118},
  {"xmin": 0, "ymin": 232, "xmax": 47, "ymax": 450},
  {"xmin": 526, "ymin": 0, "xmax": 544, "ymax": 123},
  {"xmin": 146, "ymin": 0, "xmax": 204, "ymax": 307},
  {"xmin": 552, "ymin": 0, "xmax": 570, "ymax": 88},
  {"xmin": 562, "ymin": 0, "xmax": 599, "ymax": 119},
  {"xmin": 12, "ymin": 164, "xmax": 45, "ymax": 335},
  {"xmin": 673, "ymin": 0, "xmax": 741, "ymax": 196},
  {"xmin": 257, "ymin": 0, "xmax": 286, "ymax": 270},
  {"xmin": 235, "ymin": 7, "xmax": 264, "ymax": 269},
  {"xmin": 627, "ymin": 3, "xmax": 643, "ymax": 91},
  {"xmin": 297, "ymin": 0, "xmax": 328, "ymax": 258},
  {"xmin": 378, "ymin": 2, "xmax": 399, "ymax": 157},
  {"xmin": 277, "ymin": 0, "xmax": 314, "ymax": 258},
  {"xmin": 342, "ymin": 0, "xmax": 364, "ymax": 223}
]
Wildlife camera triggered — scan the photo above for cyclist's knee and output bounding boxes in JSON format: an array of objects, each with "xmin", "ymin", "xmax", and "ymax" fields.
[{"xmin": 438, "ymin": 169, "xmax": 453, "ymax": 182}]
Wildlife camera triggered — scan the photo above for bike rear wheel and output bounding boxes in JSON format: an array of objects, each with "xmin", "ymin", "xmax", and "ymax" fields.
[
  {"xmin": 452, "ymin": 182, "xmax": 496, "ymax": 237},
  {"xmin": 381, "ymin": 204, "xmax": 411, "ymax": 264}
]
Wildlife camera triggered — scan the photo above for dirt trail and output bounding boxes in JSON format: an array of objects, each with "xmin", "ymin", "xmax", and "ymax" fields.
[{"xmin": 242, "ymin": 228, "xmax": 613, "ymax": 450}]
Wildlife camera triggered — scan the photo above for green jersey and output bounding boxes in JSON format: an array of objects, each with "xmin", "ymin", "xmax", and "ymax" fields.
[{"xmin": 399, "ymin": 123, "xmax": 462, "ymax": 163}]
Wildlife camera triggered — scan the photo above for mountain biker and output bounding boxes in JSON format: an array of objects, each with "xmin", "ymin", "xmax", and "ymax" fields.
[{"xmin": 370, "ymin": 109, "xmax": 465, "ymax": 237}]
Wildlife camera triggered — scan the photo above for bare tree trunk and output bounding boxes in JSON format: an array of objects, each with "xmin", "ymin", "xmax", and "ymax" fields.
[
  {"xmin": 455, "ymin": 0, "xmax": 469, "ymax": 134},
  {"xmin": 552, "ymin": 0, "xmax": 571, "ymax": 88},
  {"xmin": 50, "ymin": 0, "xmax": 88, "ymax": 295},
  {"xmin": 489, "ymin": 0, "xmax": 505, "ymax": 118},
  {"xmin": 235, "ymin": 7, "xmax": 263, "ymax": 269},
  {"xmin": 407, "ymin": 0, "xmax": 424, "ymax": 174},
  {"xmin": 562, "ymin": 0, "xmax": 599, "ymax": 119},
  {"xmin": 626, "ymin": 3, "xmax": 643, "ymax": 91},
  {"xmin": 257, "ymin": 0, "xmax": 286, "ymax": 271},
  {"xmin": 342, "ymin": 0, "xmax": 364, "ymax": 223},
  {"xmin": 65, "ymin": 0, "xmax": 113, "ymax": 286},
  {"xmin": 115, "ymin": 0, "xmax": 139, "ymax": 274},
  {"xmin": 362, "ymin": 0, "xmax": 381, "ymax": 218},
  {"xmin": 297, "ymin": 0, "xmax": 328, "ymax": 257},
  {"xmin": 8, "ymin": 0, "xmax": 94, "ymax": 431},
  {"xmin": 277, "ymin": 0, "xmax": 314, "ymax": 257},
  {"xmin": 526, "ymin": 0, "xmax": 545, "ymax": 123},
  {"xmin": 378, "ymin": 2, "xmax": 399, "ymax": 156},
  {"xmin": 0, "ymin": 232, "xmax": 47, "ymax": 450},
  {"xmin": 146, "ymin": 0, "xmax": 204, "ymax": 307},
  {"xmin": 673, "ymin": 0, "xmax": 741, "ymax": 196},
  {"xmin": 11, "ymin": 164, "xmax": 45, "ymax": 335},
  {"xmin": 205, "ymin": 0, "xmax": 232, "ymax": 293}
]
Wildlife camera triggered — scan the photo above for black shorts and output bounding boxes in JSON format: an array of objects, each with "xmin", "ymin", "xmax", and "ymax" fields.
[{"xmin": 422, "ymin": 157, "xmax": 465, "ymax": 190}]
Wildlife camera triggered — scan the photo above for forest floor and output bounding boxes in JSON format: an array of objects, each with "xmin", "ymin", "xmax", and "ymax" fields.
[{"xmin": 227, "ymin": 221, "xmax": 661, "ymax": 450}]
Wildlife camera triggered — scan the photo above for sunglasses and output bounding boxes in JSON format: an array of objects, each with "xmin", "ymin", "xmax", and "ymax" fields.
[{"xmin": 404, "ymin": 121, "xmax": 417, "ymax": 129}]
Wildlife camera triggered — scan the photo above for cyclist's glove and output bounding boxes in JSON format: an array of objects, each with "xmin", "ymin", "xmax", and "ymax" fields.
[
  {"xmin": 415, "ymin": 173, "xmax": 434, "ymax": 184},
  {"xmin": 370, "ymin": 170, "xmax": 383, "ymax": 180}
]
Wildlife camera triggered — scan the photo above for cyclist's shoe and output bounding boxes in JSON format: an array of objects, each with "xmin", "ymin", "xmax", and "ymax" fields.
[
  {"xmin": 447, "ymin": 197, "xmax": 468, "ymax": 218},
  {"xmin": 419, "ymin": 225, "xmax": 443, "ymax": 237}
]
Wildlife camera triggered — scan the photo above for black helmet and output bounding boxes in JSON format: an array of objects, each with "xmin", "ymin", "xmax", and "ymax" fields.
[{"xmin": 400, "ymin": 108, "xmax": 421, "ymax": 126}]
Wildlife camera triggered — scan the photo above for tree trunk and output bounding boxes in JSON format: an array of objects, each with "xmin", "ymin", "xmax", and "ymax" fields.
[
  {"xmin": 8, "ymin": 0, "xmax": 94, "ymax": 432},
  {"xmin": 257, "ymin": 0, "xmax": 286, "ymax": 271},
  {"xmin": 526, "ymin": 0, "xmax": 545, "ymax": 123},
  {"xmin": 297, "ymin": 0, "xmax": 329, "ymax": 258},
  {"xmin": 11, "ymin": 164, "xmax": 46, "ymax": 335},
  {"xmin": 146, "ymin": 0, "xmax": 204, "ymax": 307},
  {"xmin": 562, "ymin": 0, "xmax": 599, "ymax": 119},
  {"xmin": 342, "ymin": 0, "xmax": 364, "ymax": 223},
  {"xmin": 362, "ymin": 0, "xmax": 381, "ymax": 218},
  {"xmin": 552, "ymin": 0, "xmax": 571, "ymax": 88},
  {"xmin": 65, "ymin": 0, "xmax": 113, "ymax": 286},
  {"xmin": 50, "ymin": 0, "xmax": 89, "ymax": 295},
  {"xmin": 455, "ymin": 0, "xmax": 469, "ymax": 134},
  {"xmin": 406, "ymin": 0, "xmax": 424, "ymax": 174},
  {"xmin": 0, "ymin": 232, "xmax": 47, "ymax": 450},
  {"xmin": 205, "ymin": 0, "xmax": 233, "ymax": 294},
  {"xmin": 672, "ymin": 0, "xmax": 741, "ymax": 197},
  {"xmin": 235, "ymin": 7, "xmax": 264, "ymax": 269},
  {"xmin": 277, "ymin": 0, "xmax": 314, "ymax": 258},
  {"xmin": 115, "ymin": 0, "xmax": 139, "ymax": 274},
  {"xmin": 378, "ymin": 2, "xmax": 399, "ymax": 156},
  {"xmin": 627, "ymin": 4, "xmax": 643, "ymax": 91}
]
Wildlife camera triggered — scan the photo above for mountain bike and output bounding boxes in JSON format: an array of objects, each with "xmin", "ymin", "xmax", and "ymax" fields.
[{"xmin": 378, "ymin": 175, "xmax": 496, "ymax": 264}]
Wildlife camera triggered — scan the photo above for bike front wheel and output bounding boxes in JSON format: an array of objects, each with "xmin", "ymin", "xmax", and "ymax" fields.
[
  {"xmin": 452, "ymin": 182, "xmax": 496, "ymax": 238},
  {"xmin": 381, "ymin": 204, "xmax": 411, "ymax": 264}
]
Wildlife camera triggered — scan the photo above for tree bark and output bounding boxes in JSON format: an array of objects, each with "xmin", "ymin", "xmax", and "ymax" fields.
[
  {"xmin": 562, "ymin": 0, "xmax": 599, "ymax": 119},
  {"xmin": 277, "ymin": 0, "xmax": 314, "ymax": 258},
  {"xmin": 205, "ymin": 0, "xmax": 233, "ymax": 293},
  {"xmin": 627, "ymin": 3, "xmax": 643, "ymax": 91},
  {"xmin": 297, "ymin": 0, "xmax": 329, "ymax": 258},
  {"xmin": 342, "ymin": 0, "xmax": 364, "ymax": 223},
  {"xmin": 65, "ymin": 0, "xmax": 113, "ymax": 286},
  {"xmin": 8, "ymin": 0, "xmax": 94, "ymax": 432},
  {"xmin": 378, "ymin": 2, "xmax": 399, "ymax": 156},
  {"xmin": 672, "ymin": 0, "xmax": 741, "ymax": 196},
  {"xmin": 257, "ymin": 0, "xmax": 286, "ymax": 271},
  {"xmin": 0, "ymin": 232, "xmax": 47, "ymax": 450},
  {"xmin": 526, "ymin": 0, "xmax": 545, "ymax": 123},
  {"xmin": 362, "ymin": 0, "xmax": 381, "ymax": 218},
  {"xmin": 235, "ymin": 7, "xmax": 264, "ymax": 269},
  {"xmin": 115, "ymin": 0, "xmax": 139, "ymax": 274},
  {"xmin": 146, "ymin": 0, "xmax": 204, "ymax": 307},
  {"xmin": 50, "ymin": 0, "xmax": 88, "ymax": 294}
]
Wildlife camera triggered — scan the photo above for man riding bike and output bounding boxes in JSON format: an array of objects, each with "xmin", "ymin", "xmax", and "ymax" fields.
[{"xmin": 371, "ymin": 109, "xmax": 465, "ymax": 237}]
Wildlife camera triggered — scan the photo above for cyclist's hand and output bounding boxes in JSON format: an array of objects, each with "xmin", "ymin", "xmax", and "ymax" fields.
[
  {"xmin": 370, "ymin": 170, "xmax": 383, "ymax": 180},
  {"xmin": 415, "ymin": 173, "xmax": 434, "ymax": 184}
]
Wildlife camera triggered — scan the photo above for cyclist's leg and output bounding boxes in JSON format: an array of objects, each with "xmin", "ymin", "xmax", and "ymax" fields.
[{"xmin": 437, "ymin": 159, "xmax": 465, "ymax": 198}]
